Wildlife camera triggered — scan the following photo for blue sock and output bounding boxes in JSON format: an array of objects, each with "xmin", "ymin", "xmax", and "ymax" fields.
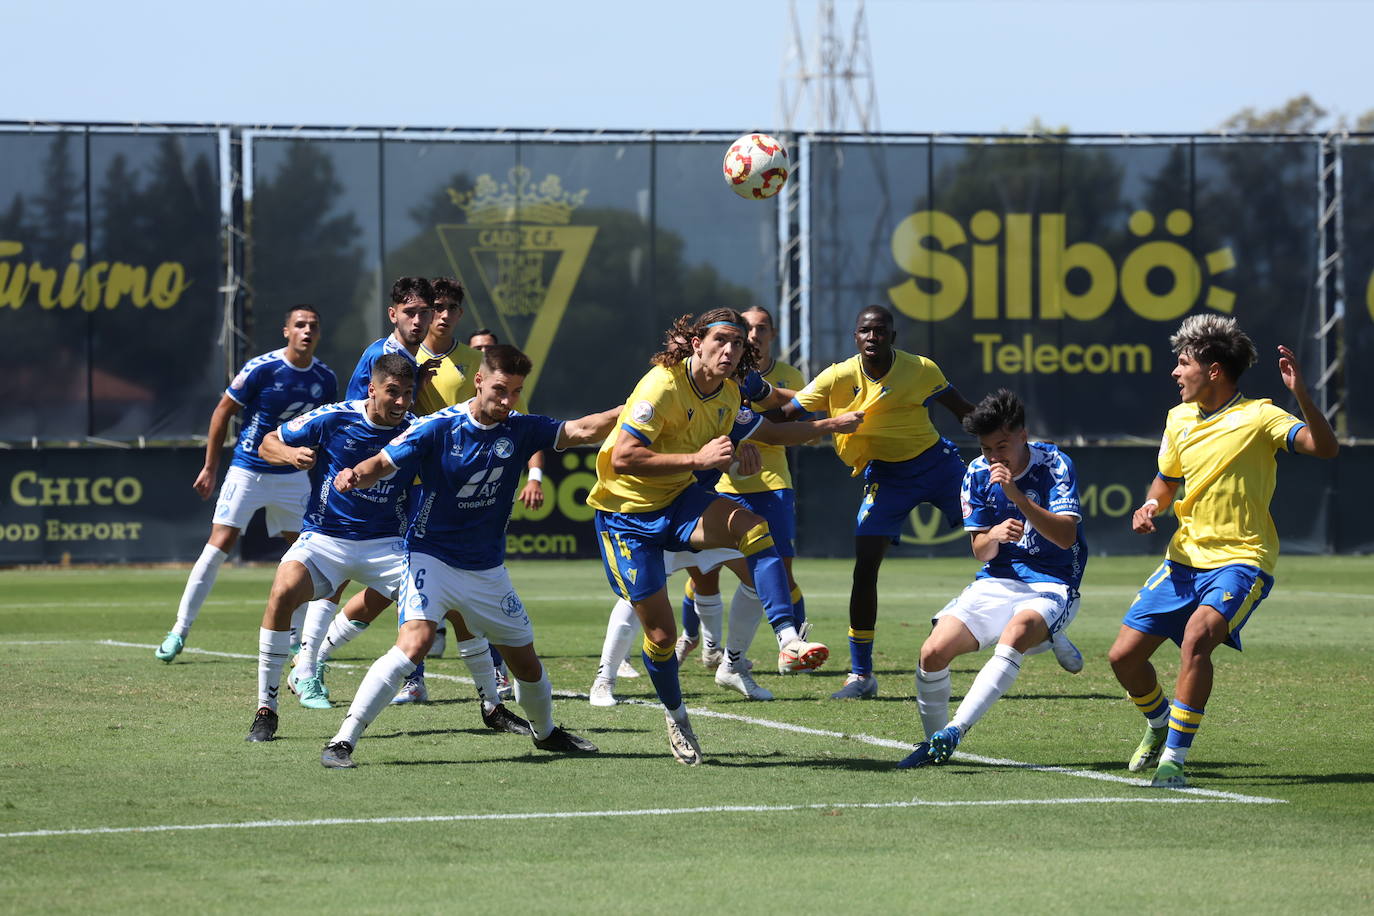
[
  {"xmin": 740, "ymin": 522, "xmax": 797, "ymax": 637},
  {"xmin": 489, "ymin": 645, "xmax": 504, "ymax": 669},
  {"xmin": 848, "ymin": 627, "xmax": 875, "ymax": 677},
  {"xmin": 642, "ymin": 636, "xmax": 682, "ymax": 710},
  {"xmin": 681, "ymin": 582, "xmax": 700, "ymax": 640},
  {"xmin": 413, "ymin": 659, "xmax": 426, "ymax": 679}
]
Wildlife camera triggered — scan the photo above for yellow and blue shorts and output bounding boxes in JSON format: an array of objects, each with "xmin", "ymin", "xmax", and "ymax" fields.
[
  {"xmin": 721, "ymin": 488, "xmax": 796, "ymax": 557},
  {"xmin": 856, "ymin": 438, "xmax": 965, "ymax": 543},
  {"xmin": 594, "ymin": 483, "xmax": 722, "ymax": 603},
  {"xmin": 1123, "ymin": 560, "xmax": 1274, "ymax": 651}
]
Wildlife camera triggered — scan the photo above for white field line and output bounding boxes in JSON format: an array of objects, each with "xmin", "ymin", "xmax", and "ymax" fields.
[
  {"xmin": 0, "ymin": 795, "xmax": 1251, "ymax": 841},
  {"xmin": 12, "ymin": 639, "xmax": 1285, "ymax": 809},
  {"xmin": 3, "ymin": 587, "xmax": 1371, "ymax": 611}
]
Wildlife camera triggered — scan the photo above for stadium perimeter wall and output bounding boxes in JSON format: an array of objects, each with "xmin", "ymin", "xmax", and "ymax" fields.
[{"xmin": 1, "ymin": 125, "xmax": 1371, "ymax": 564}]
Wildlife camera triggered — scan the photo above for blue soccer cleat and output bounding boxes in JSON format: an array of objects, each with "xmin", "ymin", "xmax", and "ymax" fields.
[
  {"xmin": 896, "ymin": 741, "xmax": 936, "ymax": 769},
  {"xmin": 928, "ymin": 724, "xmax": 962, "ymax": 764}
]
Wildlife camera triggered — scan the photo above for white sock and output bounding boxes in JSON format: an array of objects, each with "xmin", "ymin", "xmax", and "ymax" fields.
[
  {"xmin": 694, "ymin": 591, "xmax": 725, "ymax": 656},
  {"xmin": 774, "ymin": 623, "xmax": 800, "ymax": 648},
  {"xmin": 724, "ymin": 584, "xmax": 764, "ymax": 673},
  {"xmin": 331, "ymin": 646, "xmax": 415, "ymax": 747},
  {"xmin": 458, "ymin": 637, "xmax": 499, "ymax": 710},
  {"xmin": 257, "ymin": 627, "xmax": 293, "ymax": 711},
  {"xmin": 950, "ymin": 644, "xmax": 1024, "ymax": 734},
  {"xmin": 295, "ymin": 599, "xmax": 336, "ymax": 679},
  {"xmin": 173, "ymin": 543, "xmax": 228, "ymax": 636},
  {"xmin": 595, "ymin": 599, "xmax": 637, "ymax": 684},
  {"xmin": 289, "ymin": 603, "xmax": 309, "ymax": 646},
  {"xmin": 665, "ymin": 702, "xmax": 688, "ymax": 723},
  {"xmin": 1161, "ymin": 744, "xmax": 1188, "ymax": 766},
  {"xmin": 514, "ymin": 669, "xmax": 555, "ymax": 740},
  {"xmin": 916, "ymin": 666, "xmax": 952, "ymax": 739},
  {"xmin": 319, "ymin": 612, "xmax": 368, "ymax": 665}
]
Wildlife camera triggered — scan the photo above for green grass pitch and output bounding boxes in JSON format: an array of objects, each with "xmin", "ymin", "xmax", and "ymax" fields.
[{"xmin": 1, "ymin": 556, "xmax": 1371, "ymax": 912}]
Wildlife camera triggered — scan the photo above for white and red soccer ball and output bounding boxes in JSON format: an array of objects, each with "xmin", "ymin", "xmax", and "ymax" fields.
[{"xmin": 723, "ymin": 133, "xmax": 789, "ymax": 199}]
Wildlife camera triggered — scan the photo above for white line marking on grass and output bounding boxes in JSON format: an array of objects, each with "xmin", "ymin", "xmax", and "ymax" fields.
[
  {"xmin": 11, "ymin": 639, "xmax": 1285, "ymax": 806},
  {"xmin": 0, "ymin": 795, "xmax": 1257, "ymax": 841}
]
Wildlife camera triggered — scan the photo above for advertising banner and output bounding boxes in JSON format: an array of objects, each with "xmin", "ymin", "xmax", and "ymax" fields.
[
  {"xmin": 808, "ymin": 139, "xmax": 1322, "ymax": 440},
  {"xmin": 1339, "ymin": 140, "xmax": 1374, "ymax": 438},
  {"xmin": 0, "ymin": 448, "xmax": 209, "ymax": 564},
  {"xmin": 0, "ymin": 129, "xmax": 225, "ymax": 443}
]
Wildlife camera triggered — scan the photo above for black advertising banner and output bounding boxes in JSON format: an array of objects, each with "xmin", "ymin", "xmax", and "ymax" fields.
[
  {"xmin": 793, "ymin": 443, "xmax": 1337, "ymax": 559},
  {"xmin": 0, "ymin": 129, "xmax": 224, "ymax": 443},
  {"xmin": 809, "ymin": 139, "xmax": 1321, "ymax": 440},
  {"xmin": 0, "ymin": 448, "xmax": 210, "ymax": 564},
  {"xmin": 1340, "ymin": 140, "xmax": 1374, "ymax": 439}
]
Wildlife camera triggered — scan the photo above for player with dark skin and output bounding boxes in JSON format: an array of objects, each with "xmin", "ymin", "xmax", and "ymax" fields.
[{"xmin": 779, "ymin": 307, "xmax": 974, "ymax": 683}]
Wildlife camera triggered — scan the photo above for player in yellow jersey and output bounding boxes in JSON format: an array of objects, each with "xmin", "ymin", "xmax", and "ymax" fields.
[
  {"xmin": 1108, "ymin": 315, "xmax": 1337, "ymax": 788},
  {"xmin": 676, "ymin": 306, "xmax": 814, "ymax": 675},
  {"xmin": 587, "ymin": 308, "xmax": 833, "ymax": 764},
  {"xmin": 781, "ymin": 305, "xmax": 975, "ymax": 699}
]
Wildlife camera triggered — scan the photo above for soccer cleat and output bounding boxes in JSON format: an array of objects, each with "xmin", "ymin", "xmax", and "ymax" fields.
[
  {"xmin": 701, "ymin": 644, "xmax": 724, "ymax": 669},
  {"xmin": 928, "ymin": 724, "xmax": 962, "ymax": 764},
  {"xmin": 829, "ymin": 673, "xmax": 878, "ymax": 699},
  {"xmin": 321, "ymin": 741, "xmax": 356, "ymax": 769},
  {"xmin": 154, "ymin": 632, "xmax": 184, "ymax": 663},
  {"xmin": 896, "ymin": 741, "xmax": 936, "ymax": 769},
  {"xmin": 797, "ymin": 620, "xmax": 814, "ymax": 641},
  {"xmin": 1150, "ymin": 760, "xmax": 1187, "ymax": 788},
  {"xmin": 665, "ymin": 711, "xmax": 704, "ymax": 766},
  {"xmin": 588, "ymin": 679, "xmax": 618, "ymax": 708},
  {"xmin": 427, "ymin": 626, "xmax": 446, "ymax": 659},
  {"xmin": 390, "ymin": 675, "xmax": 429, "ymax": 705},
  {"xmin": 1051, "ymin": 631, "xmax": 1084, "ymax": 674},
  {"xmin": 532, "ymin": 726, "xmax": 599, "ymax": 754},
  {"xmin": 245, "ymin": 707, "xmax": 278, "ymax": 742},
  {"xmin": 494, "ymin": 665, "xmax": 515, "ymax": 702},
  {"xmin": 778, "ymin": 638, "xmax": 829, "ymax": 673},
  {"xmin": 1128, "ymin": 725, "xmax": 1169, "ymax": 772},
  {"xmin": 296, "ymin": 675, "xmax": 332, "ymax": 709},
  {"xmin": 673, "ymin": 632, "xmax": 700, "ymax": 664},
  {"xmin": 482, "ymin": 703, "xmax": 533, "ymax": 736},
  {"xmin": 616, "ymin": 658, "xmax": 641, "ymax": 679},
  {"xmin": 715, "ymin": 666, "xmax": 773, "ymax": 700}
]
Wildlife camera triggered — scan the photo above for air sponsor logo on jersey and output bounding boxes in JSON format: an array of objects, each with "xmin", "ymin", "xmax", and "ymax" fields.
[{"xmin": 454, "ymin": 466, "xmax": 505, "ymax": 508}]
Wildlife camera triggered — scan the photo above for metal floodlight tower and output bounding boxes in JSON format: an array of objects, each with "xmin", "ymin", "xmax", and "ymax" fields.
[{"xmin": 778, "ymin": 0, "xmax": 881, "ymax": 376}]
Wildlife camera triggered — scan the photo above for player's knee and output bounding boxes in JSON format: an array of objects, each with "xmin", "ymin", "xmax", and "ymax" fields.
[
  {"xmin": 736, "ymin": 518, "xmax": 775, "ymax": 557},
  {"xmin": 642, "ymin": 633, "xmax": 676, "ymax": 663},
  {"xmin": 919, "ymin": 640, "xmax": 951, "ymax": 672}
]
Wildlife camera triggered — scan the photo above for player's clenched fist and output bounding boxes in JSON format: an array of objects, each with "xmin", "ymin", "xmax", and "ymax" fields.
[{"xmin": 694, "ymin": 435, "xmax": 734, "ymax": 472}]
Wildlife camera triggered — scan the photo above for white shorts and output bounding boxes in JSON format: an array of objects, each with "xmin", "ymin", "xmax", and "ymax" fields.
[
  {"xmin": 212, "ymin": 466, "xmax": 309, "ymax": 536},
  {"xmin": 665, "ymin": 547, "xmax": 742, "ymax": 576},
  {"xmin": 933, "ymin": 578, "xmax": 1079, "ymax": 650},
  {"xmin": 396, "ymin": 553, "xmax": 534, "ymax": 647},
  {"xmin": 280, "ymin": 532, "xmax": 407, "ymax": 601}
]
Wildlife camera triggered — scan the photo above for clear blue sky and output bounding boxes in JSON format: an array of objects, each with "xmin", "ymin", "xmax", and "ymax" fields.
[{"xmin": 5, "ymin": 0, "xmax": 1369, "ymax": 133}]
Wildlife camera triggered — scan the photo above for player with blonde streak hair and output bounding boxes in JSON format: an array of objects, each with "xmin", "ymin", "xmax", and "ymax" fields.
[{"xmin": 1108, "ymin": 315, "xmax": 1337, "ymax": 788}]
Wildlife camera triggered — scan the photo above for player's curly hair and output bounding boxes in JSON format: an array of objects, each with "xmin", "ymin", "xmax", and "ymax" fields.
[
  {"xmin": 1170, "ymin": 314, "xmax": 1257, "ymax": 382},
  {"xmin": 963, "ymin": 388, "xmax": 1025, "ymax": 437},
  {"xmin": 650, "ymin": 308, "xmax": 759, "ymax": 378}
]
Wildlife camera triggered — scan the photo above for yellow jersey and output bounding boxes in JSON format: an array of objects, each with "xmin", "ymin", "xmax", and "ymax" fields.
[
  {"xmin": 1158, "ymin": 393, "xmax": 1304, "ymax": 574},
  {"xmin": 718, "ymin": 358, "xmax": 805, "ymax": 495},
  {"xmin": 792, "ymin": 349, "xmax": 950, "ymax": 475},
  {"xmin": 586, "ymin": 359, "xmax": 742, "ymax": 513},
  {"xmin": 413, "ymin": 340, "xmax": 483, "ymax": 416}
]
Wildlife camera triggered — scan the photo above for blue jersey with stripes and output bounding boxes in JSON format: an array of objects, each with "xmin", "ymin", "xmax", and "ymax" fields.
[
  {"xmin": 961, "ymin": 441, "xmax": 1088, "ymax": 589},
  {"xmin": 384, "ymin": 402, "xmax": 563, "ymax": 570},
  {"xmin": 345, "ymin": 335, "xmax": 420, "ymax": 401},
  {"xmin": 278, "ymin": 400, "xmax": 415, "ymax": 540},
  {"xmin": 225, "ymin": 349, "xmax": 337, "ymax": 475}
]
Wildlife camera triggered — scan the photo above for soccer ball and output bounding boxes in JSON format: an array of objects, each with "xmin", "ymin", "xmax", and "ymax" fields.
[{"xmin": 723, "ymin": 133, "xmax": 789, "ymax": 199}]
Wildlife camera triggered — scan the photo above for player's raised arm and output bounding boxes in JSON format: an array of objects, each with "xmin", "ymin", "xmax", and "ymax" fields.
[
  {"xmin": 195, "ymin": 394, "xmax": 242, "ymax": 499},
  {"xmin": 752, "ymin": 411, "xmax": 864, "ymax": 446},
  {"xmin": 335, "ymin": 451, "xmax": 396, "ymax": 493},
  {"xmin": 1277, "ymin": 345, "xmax": 1339, "ymax": 459},
  {"xmin": 257, "ymin": 430, "xmax": 316, "ymax": 471},
  {"xmin": 556, "ymin": 406, "xmax": 623, "ymax": 449}
]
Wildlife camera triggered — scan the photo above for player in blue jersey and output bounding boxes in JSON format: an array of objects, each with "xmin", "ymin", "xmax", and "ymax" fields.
[
  {"xmin": 155, "ymin": 305, "xmax": 337, "ymax": 663},
  {"xmin": 243, "ymin": 354, "xmax": 419, "ymax": 741},
  {"xmin": 319, "ymin": 345, "xmax": 619, "ymax": 768},
  {"xmin": 897, "ymin": 390, "xmax": 1087, "ymax": 769},
  {"xmin": 1108, "ymin": 316, "xmax": 1337, "ymax": 788},
  {"xmin": 343, "ymin": 276, "xmax": 436, "ymax": 400}
]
